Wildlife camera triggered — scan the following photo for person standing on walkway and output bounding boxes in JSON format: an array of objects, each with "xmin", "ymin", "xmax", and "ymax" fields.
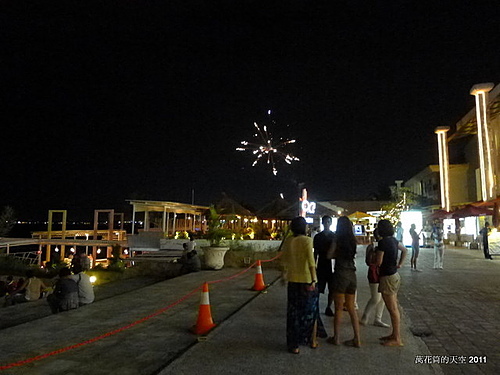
[
  {"xmin": 409, "ymin": 224, "xmax": 422, "ymax": 271},
  {"xmin": 281, "ymin": 216, "xmax": 326, "ymax": 354},
  {"xmin": 313, "ymin": 215, "xmax": 336, "ymax": 317},
  {"xmin": 327, "ymin": 216, "xmax": 361, "ymax": 347},
  {"xmin": 395, "ymin": 221, "xmax": 404, "ymax": 243},
  {"xmin": 360, "ymin": 227, "xmax": 390, "ymax": 328},
  {"xmin": 376, "ymin": 219, "xmax": 407, "ymax": 347},
  {"xmin": 432, "ymin": 221, "xmax": 444, "ymax": 269},
  {"xmin": 479, "ymin": 222, "xmax": 493, "ymax": 260}
]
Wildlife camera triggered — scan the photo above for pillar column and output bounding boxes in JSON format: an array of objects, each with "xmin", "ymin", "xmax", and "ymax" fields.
[
  {"xmin": 162, "ymin": 207, "xmax": 167, "ymax": 233},
  {"xmin": 435, "ymin": 126, "xmax": 451, "ymax": 212},
  {"xmin": 131, "ymin": 205, "xmax": 136, "ymax": 234},
  {"xmin": 470, "ymin": 83, "xmax": 496, "ymax": 201}
]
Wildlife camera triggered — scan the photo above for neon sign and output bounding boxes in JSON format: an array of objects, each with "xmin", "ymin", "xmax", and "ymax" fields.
[
  {"xmin": 299, "ymin": 188, "xmax": 316, "ymax": 217},
  {"xmin": 301, "ymin": 200, "xmax": 316, "ymax": 215}
]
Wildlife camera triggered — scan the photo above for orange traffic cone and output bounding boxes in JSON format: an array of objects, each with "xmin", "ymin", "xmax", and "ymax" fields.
[
  {"xmin": 252, "ymin": 260, "xmax": 266, "ymax": 291},
  {"xmin": 191, "ymin": 282, "xmax": 216, "ymax": 335}
]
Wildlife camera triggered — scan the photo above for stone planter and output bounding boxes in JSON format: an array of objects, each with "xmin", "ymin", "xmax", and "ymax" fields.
[{"xmin": 202, "ymin": 246, "xmax": 230, "ymax": 270}]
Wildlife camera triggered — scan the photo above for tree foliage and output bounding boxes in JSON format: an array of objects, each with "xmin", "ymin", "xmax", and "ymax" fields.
[
  {"xmin": 380, "ymin": 187, "xmax": 418, "ymax": 224},
  {"xmin": 0, "ymin": 206, "xmax": 15, "ymax": 237}
]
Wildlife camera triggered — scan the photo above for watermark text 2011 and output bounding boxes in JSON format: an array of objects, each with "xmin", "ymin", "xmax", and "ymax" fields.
[{"xmin": 415, "ymin": 355, "xmax": 487, "ymax": 365}]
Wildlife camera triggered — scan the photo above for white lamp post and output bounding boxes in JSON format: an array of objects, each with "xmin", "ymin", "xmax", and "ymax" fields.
[
  {"xmin": 470, "ymin": 83, "xmax": 495, "ymax": 201},
  {"xmin": 435, "ymin": 126, "xmax": 451, "ymax": 212}
]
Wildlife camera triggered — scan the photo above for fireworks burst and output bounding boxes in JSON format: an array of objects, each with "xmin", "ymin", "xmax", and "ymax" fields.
[{"xmin": 236, "ymin": 117, "xmax": 300, "ymax": 176}]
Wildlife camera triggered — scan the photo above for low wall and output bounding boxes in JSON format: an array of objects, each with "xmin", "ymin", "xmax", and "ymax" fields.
[
  {"xmin": 160, "ymin": 239, "xmax": 284, "ymax": 268},
  {"xmin": 160, "ymin": 239, "xmax": 283, "ymax": 252}
]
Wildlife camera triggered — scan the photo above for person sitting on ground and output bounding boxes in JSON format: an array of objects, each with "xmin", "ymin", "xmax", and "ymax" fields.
[
  {"xmin": 47, "ymin": 268, "xmax": 79, "ymax": 314},
  {"xmin": 69, "ymin": 265, "xmax": 95, "ymax": 306},
  {"xmin": 7, "ymin": 270, "xmax": 47, "ymax": 305},
  {"xmin": 182, "ymin": 242, "xmax": 189, "ymax": 255},
  {"xmin": 187, "ymin": 233, "xmax": 197, "ymax": 252},
  {"xmin": 16, "ymin": 277, "xmax": 24, "ymax": 291},
  {"xmin": 70, "ymin": 251, "xmax": 81, "ymax": 271},
  {"xmin": 80, "ymin": 252, "xmax": 91, "ymax": 271},
  {"xmin": 6, "ymin": 275, "xmax": 18, "ymax": 295},
  {"xmin": 0, "ymin": 280, "xmax": 7, "ymax": 298},
  {"xmin": 179, "ymin": 250, "xmax": 201, "ymax": 274}
]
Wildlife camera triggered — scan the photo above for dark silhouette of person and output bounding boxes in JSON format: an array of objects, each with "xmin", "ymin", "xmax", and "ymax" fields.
[
  {"xmin": 313, "ymin": 215, "xmax": 336, "ymax": 316},
  {"xmin": 480, "ymin": 222, "xmax": 493, "ymax": 260},
  {"xmin": 179, "ymin": 250, "xmax": 201, "ymax": 273},
  {"xmin": 47, "ymin": 268, "xmax": 79, "ymax": 313}
]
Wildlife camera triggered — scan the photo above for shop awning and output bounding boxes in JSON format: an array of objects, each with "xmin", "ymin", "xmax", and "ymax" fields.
[
  {"xmin": 471, "ymin": 198, "xmax": 500, "ymax": 207},
  {"xmin": 451, "ymin": 205, "xmax": 493, "ymax": 219},
  {"xmin": 426, "ymin": 210, "xmax": 452, "ymax": 220},
  {"xmin": 347, "ymin": 211, "xmax": 374, "ymax": 220}
]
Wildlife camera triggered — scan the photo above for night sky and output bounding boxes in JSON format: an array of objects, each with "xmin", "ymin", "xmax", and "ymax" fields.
[{"xmin": 1, "ymin": 0, "xmax": 499, "ymax": 220}]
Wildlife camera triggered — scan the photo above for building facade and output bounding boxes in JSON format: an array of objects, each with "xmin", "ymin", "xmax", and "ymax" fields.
[{"xmin": 405, "ymin": 82, "xmax": 500, "ymax": 210}]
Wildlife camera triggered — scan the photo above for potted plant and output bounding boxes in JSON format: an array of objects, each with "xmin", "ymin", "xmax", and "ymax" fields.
[{"xmin": 202, "ymin": 205, "xmax": 232, "ymax": 270}]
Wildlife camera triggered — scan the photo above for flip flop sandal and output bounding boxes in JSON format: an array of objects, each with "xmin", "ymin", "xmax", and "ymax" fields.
[
  {"xmin": 343, "ymin": 339, "xmax": 361, "ymax": 348},
  {"xmin": 381, "ymin": 341, "xmax": 404, "ymax": 347}
]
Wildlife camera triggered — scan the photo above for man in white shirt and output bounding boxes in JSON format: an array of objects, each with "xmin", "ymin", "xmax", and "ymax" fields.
[
  {"xmin": 395, "ymin": 221, "xmax": 404, "ymax": 243},
  {"xmin": 70, "ymin": 265, "xmax": 95, "ymax": 306}
]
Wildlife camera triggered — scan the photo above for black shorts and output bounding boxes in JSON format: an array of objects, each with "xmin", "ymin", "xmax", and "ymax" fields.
[
  {"xmin": 332, "ymin": 269, "xmax": 357, "ymax": 295},
  {"xmin": 317, "ymin": 273, "xmax": 334, "ymax": 294}
]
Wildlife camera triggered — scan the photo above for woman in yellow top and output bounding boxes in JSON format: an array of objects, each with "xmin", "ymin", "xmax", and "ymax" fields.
[{"xmin": 281, "ymin": 217, "xmax": 326, "ymax": 354}]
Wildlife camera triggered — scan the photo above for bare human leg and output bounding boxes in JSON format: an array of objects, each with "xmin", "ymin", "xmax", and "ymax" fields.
[
  {"xmin": 327, "ymin": 293, "xmax": 344, "ymax": 345},
  {"xmin": 310, "ymin": 319, "xmax": 318, "ymax": 348},
  {"xmin": 344, "ymin": 293, "xmax": 361, "ymax": 347},
  {"xmin": 380, "ymin": 293, "xmax": 403, "ymax": 346}
]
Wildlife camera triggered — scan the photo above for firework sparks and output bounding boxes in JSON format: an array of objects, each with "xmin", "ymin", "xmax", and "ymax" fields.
[{"xmin": 236, "ymin": 120, "xmax": 300, "ymax": 175}]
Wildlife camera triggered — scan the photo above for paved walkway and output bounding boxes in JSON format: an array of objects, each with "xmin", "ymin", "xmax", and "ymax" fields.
[
  {"xmin": 0, "ymin": 244, "xmax": 497, "ymax": 374},
  {"xmin": 0, "ymin": 276, "xmax": 158, "ymax": 330},
  {"xmin": 164, "ymin": 265, "xmax": 438, "ymax": 375},
  {"xmin": 397, "ymin": 245, "xmax": 500, "ymax": 375}
]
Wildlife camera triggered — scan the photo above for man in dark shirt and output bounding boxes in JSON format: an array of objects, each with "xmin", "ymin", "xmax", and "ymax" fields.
[
  {"xmin": 376, "ymin": 219, "xmax": 408, "ymax": 347},
  {"xmin": 47, "ymin": 268, "xmax": 79, "ymax": 314},
  {"xmin": 313, "ymin": 215, "xmax": 336, "ymax": 316},
  {"xmin": 480, "ymin": 222, "xmax": 492, "ymax": 260}
]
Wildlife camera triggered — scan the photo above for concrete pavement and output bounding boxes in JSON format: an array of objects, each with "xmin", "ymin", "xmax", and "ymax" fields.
[
  {"xmin": 0, "ymin": 266, "xmax": 281, "ymax": 375},
  {"xmin": 0, "ymin": 276, "xmax": 159, "ymax": 330},
  {"xmin": 397, "ymin": 245, "xmax": 500, "ymax": 375},
  {"xmin": 164, "ymin": 266, "xmax": 439, "ymax": 375},
  {"xmin": 0, "ymin": 243, "xmax": 498, "ymax": 374}
]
